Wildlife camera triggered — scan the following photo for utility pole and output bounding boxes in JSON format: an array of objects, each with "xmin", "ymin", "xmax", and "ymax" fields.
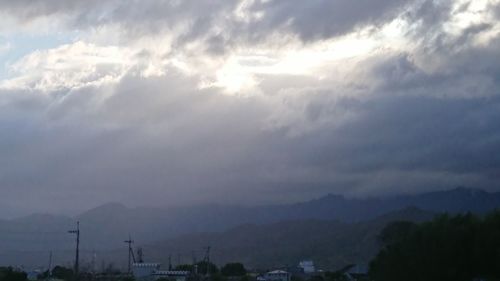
[
  {"xmin": 124, "ymin": 235, "xmax": 136, "ymax": 274},
  {"xmin": 68, "ymin": 221, "xmax": 80, "ymax": 280},
  {"xmin": 91, "ymin": 250, "xmax": 96, "ymax": 274},
  {"xmin": 48, "ymin": 251, "xmax": 53, "ymax": 278},
  {"xmin": 204, "ymin": 246, "xmax": 211, "ymax": 277},
  {"xmin": 168, "ymin": 255, "xmax": 172, "ymax": 270}
]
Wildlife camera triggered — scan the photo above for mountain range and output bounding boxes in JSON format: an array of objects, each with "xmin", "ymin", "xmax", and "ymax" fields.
[
  {"xmin": 134, "ymin": 206, "xmax": 435, "ymax": 271},
  {"xmin": 0, "ymin": 187, "xmax": 499, "ymax": 269}
]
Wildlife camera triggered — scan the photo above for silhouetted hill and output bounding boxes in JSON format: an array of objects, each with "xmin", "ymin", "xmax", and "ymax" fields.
[
  {"xmin": 134, "ymin": 207, "xmax": 435, "ymax": 270},
  {"xmin": 276, "ymin": 187, "xmax": 500, "ymax": 221},
  {"xmin": 0, "ymin": 187, "xmax": 499, "ymax": 268}
]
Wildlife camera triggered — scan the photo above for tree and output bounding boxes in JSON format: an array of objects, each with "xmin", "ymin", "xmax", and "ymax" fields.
[
  {"xmin": 239, "ymin": 275, "xmax": 250, "ymax": 281},
  {"xmin": 309, "ymin": 275, "xmax": 324, "ymax": 281},
  {"xmin": 369, "ymin": 212, "xmax": 500, "ymax": 281},
  {"xmin": 378, "ymin": 221, "xmax": 417, "ymax": 246},
  {"xmin": 209, "ymin": 273, "xmax": 227, "ymax": 281},
  {"xmin": 0, "ymin": 267, "xmax": 27, "ymax": 281},
  {"xmin": 221, "ymin": 263, "xmax": 246, "ymax": 276},
  {"xmin": 324, "ymin": 271, "xmax": 349, "ymax": 281},
  {"xmin": 51, "ymin": 266, "xmax": 74, "ymax": 281}
]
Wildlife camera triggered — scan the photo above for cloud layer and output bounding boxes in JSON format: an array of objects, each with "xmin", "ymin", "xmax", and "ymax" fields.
[{"xmin": 0, "ymin": 0, "xmax": 499, "ymax": 216}]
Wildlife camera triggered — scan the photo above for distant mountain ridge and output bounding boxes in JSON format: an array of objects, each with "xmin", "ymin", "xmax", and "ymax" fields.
[
  {"xmin": 114, "ymin": 207, "xmax": 436, "ymax": 271},
  {"xmin": 0, "ymin": 187, "xmax": 499, "ymax": 267},
  {"xmin": 281, "ymin": 187, "xmax": 500, "ymax": 221}
]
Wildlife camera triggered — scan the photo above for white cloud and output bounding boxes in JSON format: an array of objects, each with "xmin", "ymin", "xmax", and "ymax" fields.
[
  {"xmin": 0, "ymin": 41, "xmax": 11, "ymax": 55},
  {"xmin": 0, "ymin": 0, "xmax": 499, "ymax": 215}
]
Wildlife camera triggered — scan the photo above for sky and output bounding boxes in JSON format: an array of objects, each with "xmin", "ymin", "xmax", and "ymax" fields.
[{"xmin": 0, "ymin": 0, "xmax": 499, "ymax": 217}]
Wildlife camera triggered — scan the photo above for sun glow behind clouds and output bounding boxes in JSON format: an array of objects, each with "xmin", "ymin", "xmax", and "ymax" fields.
[
  {"xmin": 207, "ymin": 0, "xmax": 500, "ymax": 95},
  {"xmin": 209, "ymin": 31, "xmax": 380, "ymax": 95},
  {"xmin": 0, "ymin": 0, "xmax": 498, "ymax": 213},
  {"xmin": 0, "ymin": 0, "xmax": 498, "ymax": 97}
]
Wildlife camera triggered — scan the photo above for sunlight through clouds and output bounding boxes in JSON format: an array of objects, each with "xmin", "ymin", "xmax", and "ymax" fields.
[{"xmin": 0, "ymin": 0, "xmax": 498, "ymax": 214}]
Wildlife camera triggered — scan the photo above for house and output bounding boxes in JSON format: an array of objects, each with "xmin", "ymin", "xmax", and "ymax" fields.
[
  {"xmin": 153, "ymin": 270, "xmax": 190, "ymax": 281},
  {"xmin": 298, "ymin": 261, "xmax": 316, "ymax": 274},
  {"xmin": 264, "ymin": 270, "xmax": 291, "ymax": 281},
  {"xmin": 27, "ymin": 270, "xmax": 41, "ymax": 281},
  {"xmin": 133, "ymin": 263, "xmax": 161, "ymax": 281},
  {"xmin": 132, "ymin": 262, "xmax": 190, "ymax": 281}
]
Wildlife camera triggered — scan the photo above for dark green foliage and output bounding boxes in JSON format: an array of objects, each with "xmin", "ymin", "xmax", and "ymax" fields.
[
  {"xmin": 309, "ymin": 275, "xmax": 324, "ymax": 281},
  {"xmin": 324, "ymin": 271, "xmax": 349, "ymax": 281},
  {"xmin": 378, "ymin": 221, "xmax": 417, "ymax": 246},
  {"xmin": 239, "ymin": 275, "xmax": 251, "ymax": 281},
  {"xmin": 369, "ymin": 211, "xmax": 500, "ymax": 281},
  {"xmin": 187, "ymin": 275, "xmax": 202, "ymax": 281},
  {"xmin": 51, "ymin": 265, "xmax": 74, "ymax": 280},
  {"xmin": 221, "ymin": 263, "xmax": 246, "ymax": 276},
  {"xmin": 291, "ymin": 275, "xmax": 304, "ymax": 281},
  {"xmin": 0, "ymin": 267, "xmax": 27, "ymax": 281},
  {"xmin": 209, "ymin": 273, "xmax": 227, "ymax": 281},
  {"xmin": 121, "ymin": 276, "xmax": 136, "ymax": 281}
]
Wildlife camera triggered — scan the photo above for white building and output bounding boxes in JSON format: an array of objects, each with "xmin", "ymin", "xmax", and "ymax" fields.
[
  {"xmin": 133, "ymin": 263, "xmax": 190, "ymax": 281},
  {"xmin": 153, "ymin": 270, "xmax": 190, "ymax": 281},
  {"xmin": 298, "ymin": 260, "xmax": 315, "ymax": 274},
  {"xmin": 133, "ymin": 263, "xmax": 160, "ymax": 281},
  {"xmin": 264, "ymin": 270, "xmax": 291, "ymax": 281},
  {"xmin": 27, "ymin": 270, "xmax": 41, "ymax": 281}
]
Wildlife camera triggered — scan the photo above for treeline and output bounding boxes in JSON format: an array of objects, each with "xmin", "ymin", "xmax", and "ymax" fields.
[
  {"xmin": 0, "ymin": 267, "xmax": 27, "ymax": 281},
  {"xmin": 369, "ymin": 211, "xmax": 500, "ymax": 281},
  {"xmin": 1, "ymin": 261, "xmax": 248, "ymax": 281}
]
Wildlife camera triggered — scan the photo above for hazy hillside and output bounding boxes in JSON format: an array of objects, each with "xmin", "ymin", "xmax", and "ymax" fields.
[
  {"xmin": 132, "ymin": 207, "xmax": 435, "ymax": 271},
  {"xmin": 0, "ymin": 187, "xmax": 499, "ymax": 268},
  {"xmin": 74, "ymin": 187, "xmax": 500, "ymax": 246}
]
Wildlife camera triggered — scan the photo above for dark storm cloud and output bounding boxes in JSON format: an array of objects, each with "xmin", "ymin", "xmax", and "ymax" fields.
[
  {"xmin": 0, "ymin": 0, "xmax": 499, "ymax": 216},
  {"xmin": 0, "ymin": 0, "xmax": 418, "ymax": 44},
  {"xmin": 243, "ymin": 0, "xmax": 413, "ymax": 41},
  {"xmin": 248, "ymin": 27, "xmax": 500, "ymax": 195},
  {"xmin": 0, "ymin": 69, "xmax": 274, "ymax": 214},
  {"xmin": 2, "ymin": 36, "xmax": 500, "ymax": 214}
]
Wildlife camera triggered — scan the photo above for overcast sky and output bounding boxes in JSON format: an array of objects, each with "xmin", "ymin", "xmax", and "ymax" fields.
[{"xmin": 0, "ymin": 0, "xmax": 499, "ymax": 217}]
